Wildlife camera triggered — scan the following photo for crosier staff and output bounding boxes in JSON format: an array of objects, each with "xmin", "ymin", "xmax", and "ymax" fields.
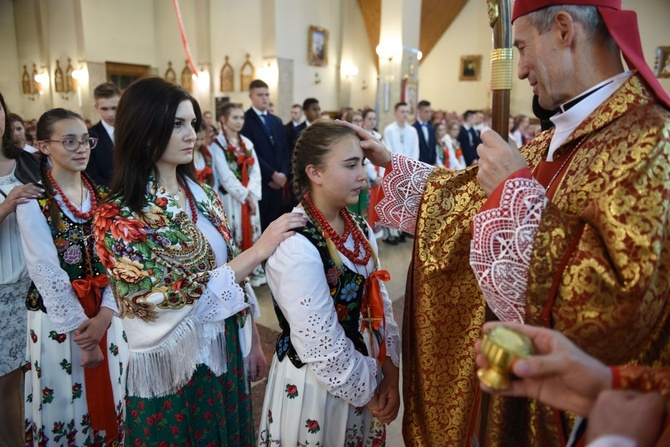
[{"xmin": 478, "ymin": 0, "xmax": 513, "ymax": 443}]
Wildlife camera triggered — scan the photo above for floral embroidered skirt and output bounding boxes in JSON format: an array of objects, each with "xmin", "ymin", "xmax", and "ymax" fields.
[
  {"xmin": 0, "ymin": 277, "xmax": 31, "ymax": 376},
  {"xmin": 24, "ymin": 310, "xmax": 128, "ymax": 446},
  {"xmin": 125, "ymin": 318, "xmax": 254, "ymax": 446},
  {"xmin": 259, "ymin": 354, "xmax": 386, "ymax": 447}
]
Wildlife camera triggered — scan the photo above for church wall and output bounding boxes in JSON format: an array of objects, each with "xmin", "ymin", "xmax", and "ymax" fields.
[
  {"xmin": 340, "ymin": 0, "xmax": 379, "ymax": 112},
  {"xmin": 207, "ymin": 0, "xmax": 265, "ymax": 118},
  {"xmin": 627, "ymin": 0, "xmax": 670, "ymax": 94},
  {"xmin": 80, "ymin": 0, "xmax": 157, "ymax": 67},
  {"xmin": 0, "ymin": 0, "xmax": 22, "ymax": 116},
  {"xmin": 274, "ymin": 0, "xmax": 344, "ymax": 115}
]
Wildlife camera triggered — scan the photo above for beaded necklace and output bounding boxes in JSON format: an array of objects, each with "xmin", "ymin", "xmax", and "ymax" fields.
[
  {"xmin": 47, "ymin": 170, "xmax": 97, "ymax": 220},
  {"xmin": 178, "ymin": 178, "xmax": 198, "ymax": 224},
  {"xmin": 303, "ymin": 193, "xmax": 371, "ymax": 266}
]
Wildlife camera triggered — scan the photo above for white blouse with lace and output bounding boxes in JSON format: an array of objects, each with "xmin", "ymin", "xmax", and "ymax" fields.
[
  {"xmin": 265, "ymin": 207, "xmax": 400, "ymax": 407},
  {"xmin": 17, "ymin": 191, "xmax": 118, "ymax": 334}
]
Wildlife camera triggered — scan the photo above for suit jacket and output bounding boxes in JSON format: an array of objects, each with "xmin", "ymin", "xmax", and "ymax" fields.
[
  {"xmin": 288, "ymin": 121, "xmax": 307, "ymax": 154},
  {"xmin": 86, "ymin": 121, "xmax": 114, "ymax": 187},
  {"xmin": 241, "ymin": 109, "xmax": 290, "ymax": 185},
  {"xmin": 413, "ymin": 121, "xmax": 437, "ymax": 165},
  {"xmin": 457, "ymin": 126, "xmax": 481, "ymax": 166},
  {"xmin": 241, "ymin": 109, "xmax": 291, "ymax": 228}
]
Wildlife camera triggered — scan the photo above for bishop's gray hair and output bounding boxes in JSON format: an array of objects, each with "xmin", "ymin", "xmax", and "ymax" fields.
[{"xmin": 526, "ymin": 5, "xmax": 618, "ymax": 53}]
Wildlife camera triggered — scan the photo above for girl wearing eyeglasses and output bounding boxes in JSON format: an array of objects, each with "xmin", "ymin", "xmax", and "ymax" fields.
[{"xmin": 17, "ymin": 108, "xmax": 127, "ymax": 446}]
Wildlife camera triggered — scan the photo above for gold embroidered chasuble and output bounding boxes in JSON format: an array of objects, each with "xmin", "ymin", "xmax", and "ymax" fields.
[{"xmin": 400, "ymin": 74, "xmax": 670, "ymax": 446}]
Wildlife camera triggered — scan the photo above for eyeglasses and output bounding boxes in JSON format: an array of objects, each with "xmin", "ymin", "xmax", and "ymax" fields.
[{"xmin": 43, "ymin": 137, "xmax": 98, "ymax": 151}]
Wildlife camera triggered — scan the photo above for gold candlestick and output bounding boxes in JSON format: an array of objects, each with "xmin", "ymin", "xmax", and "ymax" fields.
[{"xmin": 477, "ymin": 325, "xmax": 533, "ymax": 391}]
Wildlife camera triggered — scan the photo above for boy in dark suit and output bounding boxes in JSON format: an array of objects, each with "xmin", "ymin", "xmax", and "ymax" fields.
[
  {"xmin": 85, "ymin": 82, "xmax": 120, "ymax": 186},
  {"xmin": 457, "ymin": 110, "xmax": 482, "ymax": 166},
  {"xmin": 412, "ymin": 100, "xmax": 436, "ymax": 165},
  {"xmin": 241, "ymin": 79, "xmax": 291, "ymax": 230}
]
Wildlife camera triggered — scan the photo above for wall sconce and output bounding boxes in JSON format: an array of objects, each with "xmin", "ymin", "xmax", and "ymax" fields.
[
  {"xmin": 341, "ymin": 63, "xmax": 359, "ymax": 79},
  {"xmin": 314, "ymin": 72, "xmax": 321, "ymax": 84},
  {"xmin": 376, "ymin": 40, "xmax": 402, "ymax": 62},
  {"xmin": 71, "ymin": 63, "xmax": 88, "ymax": 85},
  {"xmin": 191, "ymin": 68, "xmax": 210, "ymax": 92},
  {"xmin": 34, "ymin": 65, "xmax": 50, "ymax": 94}
]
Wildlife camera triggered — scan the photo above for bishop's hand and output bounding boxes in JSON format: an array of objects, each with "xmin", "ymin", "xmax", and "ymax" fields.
[
  {"xmin": 476, "ymin": 129, "xmax": 528, "ymax": 196},
  {"xmin": 337, "ymin": 119, "xmax": 392, "ymax": 168}
]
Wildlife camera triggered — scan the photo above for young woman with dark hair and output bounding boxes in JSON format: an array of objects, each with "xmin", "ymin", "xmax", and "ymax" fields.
[
  {"xmin": 17, "ymin": 107, "xmax": 127, "ymax": 446},
  {"xmin": 259, "ymin": 121, "xmax": 401, "ymax": 446},
  {"xmin": 94, "ymin": 77, "xmax": 305, "ymax": 445},
  {"xmin": 0, "ymin": 92, "xmax": 43, "ymax": 446}
]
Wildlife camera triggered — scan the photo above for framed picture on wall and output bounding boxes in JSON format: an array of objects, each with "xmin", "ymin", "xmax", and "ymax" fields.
[
  {"xmin": 308, "ymin": 25, "xmax": 328, "ymax": 67},
  {"xmin": 459, "ymin": 55, "xmax": 482, "ymax": 81},
  {"xmin": 655, "ymin": 46, "xmax": 670, "ymax": 78}
]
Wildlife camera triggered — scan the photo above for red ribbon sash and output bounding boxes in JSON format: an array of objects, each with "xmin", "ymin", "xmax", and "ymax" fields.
[
  {"xmin": 72, "ymin": 274, "xmax": 118, "ymax": 441},
  {"xmin": 362, "ymin": 269, "xmax": 391, "ymax": 364},
  {"xmin": 240, "ymin": 157, "xmax": 255, "ymax": 251}
]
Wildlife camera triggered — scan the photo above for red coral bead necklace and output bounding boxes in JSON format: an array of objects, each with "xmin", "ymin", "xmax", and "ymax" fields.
[
  {"xmin": 47, "ymin": 170, "xmax": 97, "ymax": 220},
  {"xmin": 304, "ymin": 193, "xmax": 370, "ymax": 266}
]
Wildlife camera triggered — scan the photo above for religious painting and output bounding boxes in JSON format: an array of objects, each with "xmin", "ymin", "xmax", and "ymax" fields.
[
  {"xmin": 655, "ymin": 46, "xmax": 670, "ymax": 79},
  {"xmin": 220, "ymin": 56, "xmax": 234, "ymax": 92},
  {"xmin": 54, "ymin": 60, "xmax": 65, "ymax": 92},
  {"xmin": 65, "ymin": 58, "xmax": 75, "ymax": 92},
  {"xmin": 240, "ymin": 54, "xmax": 255, "ymax": 92},
  {"xmin": 106, "ymin": 61, "xmax": 150, "ymax": 91},
  {"xmin": 459, "ymin": 55, "xmax": 482, "ymax": 81},
  {"xmin": 164, "ymin": 61, "xmax": 177, "ymax": 83},
  {"xmin": 308, "ymin": 25, "xmax": 328, "ymax": 67},
  {"xmin": 22, "ymin": 65, "xmax": 32, "ymax": 94},
  {"xmin": 181, "ymin": 60, "xmax": 193, "ymax": 93},
  {"xmin": 402, "ymin": 78, "xmax": 419, "ymax": 114}
]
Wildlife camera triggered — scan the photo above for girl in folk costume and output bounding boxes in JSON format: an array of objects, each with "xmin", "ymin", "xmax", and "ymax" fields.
[
  {"xmin": 211, "ymin": 103, "xmax": 265, "ymax": 287},
  {"xmin": 437, "ymin": 120, "xmax": 466, "ymax": 170},
  {"xmin": 94, "ymin": 78, "xmax": 305, "ymax": 445},
  {"xmin": 361, "ymin": 109, "xmax": 384, "ymax": 236},
  {"xmin": 259, "ymin": 121, "xmax": 401, "ymax": 446},
  {"xmin": 193, "ymin": 124, "xmax": 216, "ymax": 188},
  {"xmin": 17, "ymin": 108, "xmax": 128, "ymax": 446}
]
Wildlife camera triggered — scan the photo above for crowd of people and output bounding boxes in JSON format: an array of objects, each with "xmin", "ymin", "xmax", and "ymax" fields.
[{"xmin": 1, "ymin": 0, "xmax": 669, "ymax": 446}]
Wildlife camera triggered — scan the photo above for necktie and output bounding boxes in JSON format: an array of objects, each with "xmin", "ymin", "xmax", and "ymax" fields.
[{"xmin": 260, "ymin": 113, "xmax": 272, "ymax": 136}]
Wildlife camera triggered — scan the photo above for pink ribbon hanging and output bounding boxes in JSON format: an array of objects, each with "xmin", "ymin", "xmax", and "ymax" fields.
[{"xmin": 172, "ymin": 0, "xmax": 199, "ymax": 78}]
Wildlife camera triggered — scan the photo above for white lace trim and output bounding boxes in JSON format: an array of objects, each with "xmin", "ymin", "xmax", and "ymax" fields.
[
  {"xmin": 29, "ymin": 263, "xmax": 88, "ymax": 333},
  {"xmin": 470, "ymin": 177, "xmax": 549, "ymax": 323},
  {"xmin": 375, "ymin": 153, "xmax": 435, "ymax": 234},
  {"xmin": 126, "ymin": 317, "xmax": 229, "ymax": 398},
  {"xmin": 101, "ymin": 284, "xmax": 119, "ymax": 316},
  {"xmin": 193, "ymin": 264, "xmax": 249, "ymax": 323}
]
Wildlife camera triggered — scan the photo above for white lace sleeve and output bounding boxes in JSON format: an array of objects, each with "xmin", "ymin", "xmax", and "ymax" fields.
[
  {"xmin": 266, "ymin": 234, "xmax": 378, "ymax": 407},
  {"xmin": 469, "ymin": 177, "xmax": 549, "ymax": 323},
  {"xmin": 193, "ymin": 264, "xmax": 250, "ymax": 323},
  {"xmin": 368, "ymin": 227, "xmax": 400, "ymax": 366},
  {"xmin": 16, "ymin": 199, "xmax": 88, "ymax": 333},
  {"xmin": 212, "ymin": 136, "xmax": 249, "ymax": 204},
  {"xmin": 101, "ymin": 286, "xmax": 119, "ymax": 316},
  {"xmin": 375, "ymin": 153, "xmax": 436, "ymax": 234}
]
